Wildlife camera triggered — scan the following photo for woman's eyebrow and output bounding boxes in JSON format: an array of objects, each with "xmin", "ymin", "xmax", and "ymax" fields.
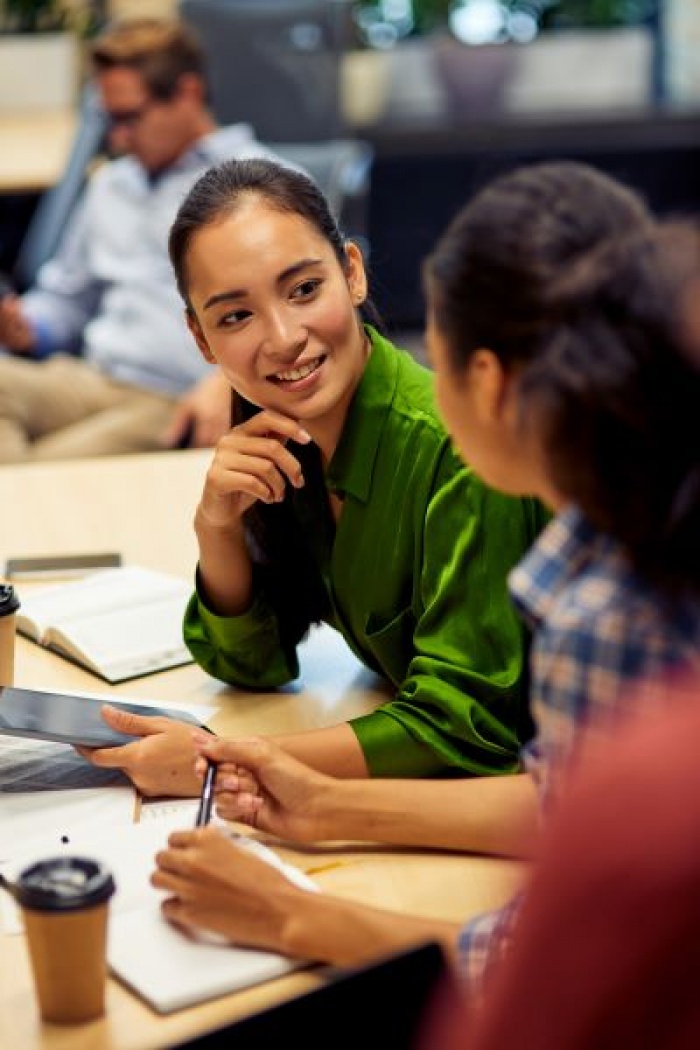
[
  {"xmin": 277, "ymin": 258, "xmax": 323, "ymax": 284},
  {"xmin": 202, "ymin": 258, "xmax": 324, "ymax": 312},
  {"xmin": 203, "ymin": 288, "xmax": 246, "ymax": 311}
]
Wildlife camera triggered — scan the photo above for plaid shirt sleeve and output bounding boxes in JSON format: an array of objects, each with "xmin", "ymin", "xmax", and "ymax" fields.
[
  {"xmin": 530, "ymin": 595, "xmax": 690, "ymax": 812},
  {"xmin": 458, "ymin": 893, "xmax": 525, "ymax": 999}
]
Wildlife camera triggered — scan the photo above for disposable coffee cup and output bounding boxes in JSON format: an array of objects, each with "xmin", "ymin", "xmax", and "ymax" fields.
[
  {"xmin": 16, "ymin": 856, "xmax": 115, "ymax": 1024},
  {"xmin": 0, "ymin": 583, "xmax": 19, "ymax": 686}
]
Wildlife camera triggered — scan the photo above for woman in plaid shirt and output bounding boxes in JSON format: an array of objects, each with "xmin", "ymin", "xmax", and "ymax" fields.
[{"xmin": 152, "ymin": 163, "xmax": 700, "ymax": 991}]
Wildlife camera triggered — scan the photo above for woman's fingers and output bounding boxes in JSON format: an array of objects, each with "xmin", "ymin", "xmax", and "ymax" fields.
[
  {"xmin": 197, "ymin": 410, "xmax": 313, "ymax": 524},
  {"xmin": 215, "ymin": 438, "xmax": 306, "ymax": 491},
  {"xmin": 217, "ymin": 769, "xmax": 259, "ymax": 795},
  {"xmin": 208, "ymin": 466, "xmax": 283, "ymax": 505},
  {"xmin": 241, "ymin": 410, "xmax": 311, "ymax": 447},
  {"xmin": 215, "ymin": 791, "xmax": 263, "ymax": 826},
  {"xmin": 202, "ymin": 442, "xmax": 306, "ymax": 513}
]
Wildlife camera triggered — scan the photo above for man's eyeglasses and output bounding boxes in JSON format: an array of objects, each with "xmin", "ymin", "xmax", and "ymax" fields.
[{"xmin": 103, "ymin": 101, "xmax": 153, "ymax": 130}]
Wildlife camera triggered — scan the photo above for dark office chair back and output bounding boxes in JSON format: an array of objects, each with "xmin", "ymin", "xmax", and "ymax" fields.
[
  {"xmin": 179, "ymin": 0, "xmax": 351, "ymax": 142},
  {"xmin": 172, "ymin": 942, "xmax": 449, "ymax": 1050},
  {"xmin": 270, "ymin": 138, "xmax": 373, "ymax": 246},
  {"xmin": 13, "ymin": 85, "xmax": 106, "ymax": 291}
]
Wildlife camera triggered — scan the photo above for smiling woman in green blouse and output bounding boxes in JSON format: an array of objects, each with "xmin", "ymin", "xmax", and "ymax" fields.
[{"xmin": 84, "ymin": 158, "xmax": 544, "ymax": 794}]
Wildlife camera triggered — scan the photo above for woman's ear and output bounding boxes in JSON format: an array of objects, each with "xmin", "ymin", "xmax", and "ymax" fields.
[
  {"xmin": 344, "ymin": 240, "xmax": 368, "ymax": 306},
  {"xmin": 469, "ymin": 348, "xmax": 511, "ymax": 422},
  {"xmin": 186, "ymin": 310, "xmax": 216, "ymax": 364}
]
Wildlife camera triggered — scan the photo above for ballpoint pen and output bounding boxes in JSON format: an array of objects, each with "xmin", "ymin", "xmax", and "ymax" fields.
[{"xmin": 195, "ymin": 759, "xmax": 217, "ymax": 827}]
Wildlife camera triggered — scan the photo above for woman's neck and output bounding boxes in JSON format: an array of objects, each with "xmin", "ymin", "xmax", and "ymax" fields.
[
  {"xmin": 307, "ymin": 396, "xmax": 354, "ymax": 466},
  {"xmin": 307, "ymin": 329, "xmax": 372, "ymax": 465}
]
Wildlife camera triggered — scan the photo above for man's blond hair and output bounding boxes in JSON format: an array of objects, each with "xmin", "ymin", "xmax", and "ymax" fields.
[{"xmin": 90, "ymin": 18, "xmax": 207, "ymax": 100}]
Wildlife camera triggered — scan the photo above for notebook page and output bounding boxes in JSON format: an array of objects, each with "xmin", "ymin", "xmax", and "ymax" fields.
[
  {"xmin": 51, "ymin": 596, "xmax": 193, "ymax": 680},
  {"xmin": 1, "ymin": 812, "xmax": 316, "ymax": 1012},
  {"xmin": 18, "ymin": 567, "xmax": 189, "ymax": 628}
]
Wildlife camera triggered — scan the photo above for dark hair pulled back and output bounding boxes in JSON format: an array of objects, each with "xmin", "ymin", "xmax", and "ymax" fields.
[{"xmin": 425, "ymin": 162, "xmax": 700, "ymax": 596}]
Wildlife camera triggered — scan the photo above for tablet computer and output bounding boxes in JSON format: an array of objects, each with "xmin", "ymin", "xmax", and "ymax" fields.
[{"xmin": 0, "ymin": 686, "xmax": 204, "ymax": 748}]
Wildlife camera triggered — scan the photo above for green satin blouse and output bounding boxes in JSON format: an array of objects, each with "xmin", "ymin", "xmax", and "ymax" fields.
[{"xmin": 183, "ymin": 327, "xmax": 546, "ymax": 777}]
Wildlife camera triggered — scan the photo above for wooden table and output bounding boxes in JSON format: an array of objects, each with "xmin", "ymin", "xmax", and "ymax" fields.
[
  {"xmin": 0, "ymin": 450, "xmax": 525, "ymax": 1049},
  {"xmin": 0, "ymin": 111, "xmax": 76, "ymax": 194}
]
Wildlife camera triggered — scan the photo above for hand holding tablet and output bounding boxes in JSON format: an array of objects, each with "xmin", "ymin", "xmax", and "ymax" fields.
[{"xmin": 0, "ymin": 687, "xmax": 204, "ymax": 748}]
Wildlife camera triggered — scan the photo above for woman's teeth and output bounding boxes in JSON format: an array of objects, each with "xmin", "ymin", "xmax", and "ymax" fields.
[{"xmin": 274, "ymin": 357, "xmax": 323, "ymax": 382}]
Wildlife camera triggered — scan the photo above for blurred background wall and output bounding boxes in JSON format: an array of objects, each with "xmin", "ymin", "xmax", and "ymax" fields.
[{"xmin": 2, "ymin": 0, "xmax": 699, "ymax": 332}]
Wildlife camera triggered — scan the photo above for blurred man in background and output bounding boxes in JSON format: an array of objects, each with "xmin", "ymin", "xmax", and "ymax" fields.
[{"xmin": 0, "ymin": 17, "xmax": 276, "ymax": 461}]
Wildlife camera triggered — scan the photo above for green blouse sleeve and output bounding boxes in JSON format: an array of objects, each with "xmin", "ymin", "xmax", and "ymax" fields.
[
  {"xmin": 183, "ymin": 580, "xmax": 301, "ymax": 689},
  {"xmin": 350, "ymin": 463, "xmax": 538, "ymax": 778}
]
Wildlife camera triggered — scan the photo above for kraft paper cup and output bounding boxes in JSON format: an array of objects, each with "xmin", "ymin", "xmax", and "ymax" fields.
[
  {"xmin": 0, "ymin": 584, "xmax": 19, "ymax": 686},
  {"xmin": 17, "ymin": 856, "xmax": 115, "ymax": 1024}
]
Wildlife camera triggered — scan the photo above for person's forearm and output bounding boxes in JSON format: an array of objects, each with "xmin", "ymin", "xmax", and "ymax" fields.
[
  {"xmin": 273, "ymin": 723, "xmax": 370, "ymax": 778},
  {"xmin": 282, "ymin": 886, "xmax": 462, "ymax": 968},
  {"xmin": 312, "ymin": 773, "xmax": 538, "ymax": 859},
  {"xmin": 195, "ymin": 513, "xmax": 253, "ymax": 615}
]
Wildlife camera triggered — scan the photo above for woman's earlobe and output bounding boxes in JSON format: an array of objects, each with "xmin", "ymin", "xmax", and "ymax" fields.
[{"xmin": 345, "ymin": 241, "xmax": 368, "ymax": 305}]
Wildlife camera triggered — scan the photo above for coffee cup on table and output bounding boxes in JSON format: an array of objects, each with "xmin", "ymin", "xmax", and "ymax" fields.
[
  {"xmin": 14, "ymin": 856, "xmax": 115, "ymax": 1023},
  {"xmin": 0, "ymin": 583, "xmax": 19, "ymax": 686}
]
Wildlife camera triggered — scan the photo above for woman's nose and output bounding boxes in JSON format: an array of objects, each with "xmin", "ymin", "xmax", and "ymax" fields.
[{"xmin": 264, "ymin": 308, "xmax": 307, "ymax": 359}]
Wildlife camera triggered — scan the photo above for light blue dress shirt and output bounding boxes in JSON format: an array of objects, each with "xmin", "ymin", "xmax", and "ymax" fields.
[{"xmin": 21, "ymin": 124, "xmax": 278, "ymax": 396}]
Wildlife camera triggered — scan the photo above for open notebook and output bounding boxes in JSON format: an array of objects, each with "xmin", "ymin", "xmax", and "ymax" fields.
[
  {"xmin": 15, "ymin": 566, "xmax": 194, "ymax": 683},
  {"xmin": 0, "ymin": 805, "xmax": 316, "ymax": 1014}
]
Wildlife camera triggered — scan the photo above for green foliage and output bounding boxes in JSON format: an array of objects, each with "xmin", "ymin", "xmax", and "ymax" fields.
[
  {"xmin": 411, "ymin": 0, "xmax": 451, "ymax": 34},
  {"xmin": 409, "ymin": 0, "xmax": 657, "ymax": 34},
  {"xmin": 0, "ymin": 0, "xmax": 69, "ymax": 32},
  {"xmin": 540, "ymin": 0, "xmax": 657, "ymax": 29}
]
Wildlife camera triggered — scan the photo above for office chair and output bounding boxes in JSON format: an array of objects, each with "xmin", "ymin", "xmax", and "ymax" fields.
[
  {"xmin": 12, "ymin": 85, "xmax": 106, "ymax": 291},
  {"xmin": 179, "ymin": 0, "xmax": 353, "ymax": 143}
]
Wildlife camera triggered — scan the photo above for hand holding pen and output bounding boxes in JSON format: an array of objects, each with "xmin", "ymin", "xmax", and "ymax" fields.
[{"xmin": 195, "ymin": 759, "xmax": 217, "ymax": 827}]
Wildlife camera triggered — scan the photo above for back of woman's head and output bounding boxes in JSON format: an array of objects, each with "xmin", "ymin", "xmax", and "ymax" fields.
[
  {"xmin": 425, "ymin": 162, "xmax": 700, "ymax": 596},
  {"xmin": 424, "ymin": 161, "xmax": 652, "ymax": 369},
  {"xmin": 169, "ymin": 157, "xmax": 346, "ymax": 307}
]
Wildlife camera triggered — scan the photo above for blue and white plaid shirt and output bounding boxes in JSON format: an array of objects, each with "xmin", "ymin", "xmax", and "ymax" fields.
[{"xmin": 459, "ymin": 505, "xmax": 700, "ymax": 992}]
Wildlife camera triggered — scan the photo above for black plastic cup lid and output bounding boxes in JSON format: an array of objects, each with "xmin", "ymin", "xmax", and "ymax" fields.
[
  {"xmin": 16, "ymin": 856, "xmax": 115, "ymax": 912},
  {"xmin": 0, "ymin": 585, "xmax": 19, "ymax": 617}
]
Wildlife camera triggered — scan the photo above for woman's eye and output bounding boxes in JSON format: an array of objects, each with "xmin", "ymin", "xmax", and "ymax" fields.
[
  {"xmin": 219, "ymin": 308, "xmax": 252, "ymax": 327},
  {"xmin": 291, "ymin": 279, "xmax": 322, "ymax": 301}
]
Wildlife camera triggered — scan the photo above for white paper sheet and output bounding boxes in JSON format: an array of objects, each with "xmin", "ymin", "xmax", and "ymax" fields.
[
  {"xmin": 0, "ymin": 695, "xmax": 218, "ymax": 862},
  {"xmin": 0, "ymin": 784, "xmax": 136, "ymax": 864}
]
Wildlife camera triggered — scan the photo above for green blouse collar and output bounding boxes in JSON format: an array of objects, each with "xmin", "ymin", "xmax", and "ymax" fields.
[{"xmin": 325, "ymin": 325, "xmax": 399, "ymax": 503}]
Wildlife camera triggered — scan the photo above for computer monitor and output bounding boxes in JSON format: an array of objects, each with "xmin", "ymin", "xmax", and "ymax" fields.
[{"xmin": 179, "ymin": 0, "xmax": 351, "ymax": 142}]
